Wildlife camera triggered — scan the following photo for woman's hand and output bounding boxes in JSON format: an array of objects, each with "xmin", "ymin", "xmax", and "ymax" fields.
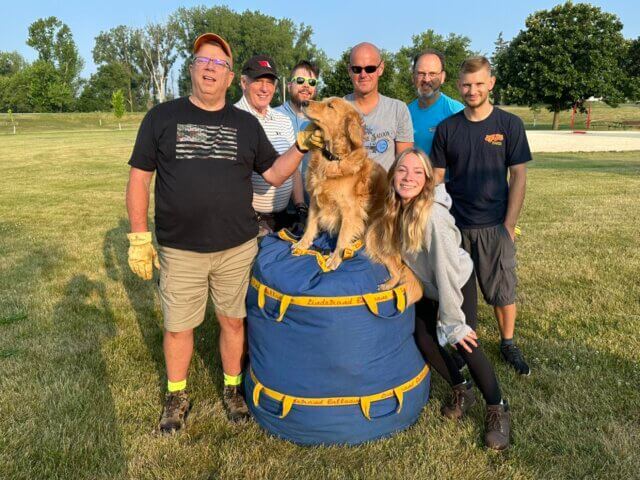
[{"xmin": 454, "ymin": 329, "xmax": 478, "ymax": 353}]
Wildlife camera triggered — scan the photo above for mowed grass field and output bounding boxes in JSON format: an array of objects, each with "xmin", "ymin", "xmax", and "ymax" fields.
[
  {"xmin": 0, "ymin": 123, "xmax": 639, "ymax": 480},
  {"xmin": 0, "ymin": 101, "xmax": 638, "ymax": 136}
]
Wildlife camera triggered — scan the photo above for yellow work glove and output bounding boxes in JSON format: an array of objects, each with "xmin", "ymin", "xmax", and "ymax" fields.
[
  {"xmin": 296, "ymin": 123, "xmax": 324, "ymax": 152},
  {"xmin": 127, "ymin": 231, "xmax": 160, "ymax": 280}
]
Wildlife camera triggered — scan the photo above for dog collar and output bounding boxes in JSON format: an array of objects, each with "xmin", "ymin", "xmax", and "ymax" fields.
[{"xmin": 321, "ymin": 146, "xmax": 341, "ymax": 162}]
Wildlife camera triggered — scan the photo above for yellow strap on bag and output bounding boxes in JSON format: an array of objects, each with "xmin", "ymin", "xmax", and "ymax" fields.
[
  {"xmin": 277, "ymin": 230, "xmax": 364, "ymax": 271},
  {"xmin": 252, "ymin": 277, "xmax": 407, "ymax": 319},
  {"xmin": 250, "ymin": 365, "xmax": 429, "ymax": 420}
]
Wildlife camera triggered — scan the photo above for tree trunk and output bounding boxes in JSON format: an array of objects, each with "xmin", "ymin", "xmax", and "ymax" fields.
[{"xmin": 552, "ymin": 110, "xmax": 560, "ymax": 130}]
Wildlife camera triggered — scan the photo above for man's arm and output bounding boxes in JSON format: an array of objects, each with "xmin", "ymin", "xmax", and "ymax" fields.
[
  {"xmin": 291, "ymin": 168, "xmax": 305, "ymax": 205},
  {"xmin": 395, "ymin": 141, "xmax": 414, "ymax": 157},
  {"xmin": 126, "ymin": 167, "xmax": 154, "ymax": 232},
  {"xmin": 504, "ymin": 163, "xmax": 527, "ymax": 240},
  {"xmin": 261, "ymin": 145, "xmax": 305, "ymax": 187},
  {"xmin": 433, "ymin": 168, "xmax": 446, "ymax": 185}
]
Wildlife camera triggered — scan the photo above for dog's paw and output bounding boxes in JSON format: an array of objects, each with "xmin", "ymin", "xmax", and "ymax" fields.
[
  {"xmin": 292, "ymin": 239, "xmax": 312, "ymax": 251},
  {"xmin": 325, "ymin": 252, "xmax": 343, "ymax": 271},
  {"xmin": 378, "ymin": 277, "xmax": 400, "ymax": 291}
]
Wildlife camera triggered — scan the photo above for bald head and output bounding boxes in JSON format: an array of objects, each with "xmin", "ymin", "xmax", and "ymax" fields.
[{"xmin": 349, "ymin": 42, "xmax": 381, "ymax": 64}]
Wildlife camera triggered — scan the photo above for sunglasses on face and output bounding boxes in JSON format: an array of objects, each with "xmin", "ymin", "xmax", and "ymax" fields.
[
  {"xmin": 192, "ymin": 56, "xmax": 231, "ymax": 70},
  {"xmin": 290, "ymin": 76, "xmax": 317, "ymax": 87},
  {"xmin": 349, "ymin": 62, "xmax": 381, "ymax": 74}
]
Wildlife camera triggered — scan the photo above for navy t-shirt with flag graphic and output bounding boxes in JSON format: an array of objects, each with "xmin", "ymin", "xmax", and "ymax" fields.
[
  {"xmin": 430, "ymin": 107, "xmax": 532, "ymax": 229},
  {"xmin": 129, "ymin": 97, "xmax": 278, "ymax": 252}
]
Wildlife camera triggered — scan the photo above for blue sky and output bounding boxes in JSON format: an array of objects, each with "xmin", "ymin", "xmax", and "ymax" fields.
[{"xmin": 2, "ymin": 0, "xmax": 638, "ymax": 80}]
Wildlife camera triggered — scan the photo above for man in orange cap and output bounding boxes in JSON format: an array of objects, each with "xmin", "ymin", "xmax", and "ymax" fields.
[{"xmin": 126, "ymin": 33, "xmax": 321, "ymax": 433}]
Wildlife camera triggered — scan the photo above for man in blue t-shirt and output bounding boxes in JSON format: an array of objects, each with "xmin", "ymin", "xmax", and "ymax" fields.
[
  {"xmin": 408, "ymin": 49, "xmax": 463, "ymax": 184},
  {"xmin": 431, "ymin": 56, "xmax": 532, "ymax": 376}
]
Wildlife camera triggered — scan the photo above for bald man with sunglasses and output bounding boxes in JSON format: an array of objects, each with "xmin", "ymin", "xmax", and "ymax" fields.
[{"xmin": 344, "ymin": 42, "xmax": 414, "ymax": 171}]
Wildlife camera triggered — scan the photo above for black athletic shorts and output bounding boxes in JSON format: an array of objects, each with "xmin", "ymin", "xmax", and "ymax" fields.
[{"xmin": 460, "ymin": 224, "xmax": 517, "ymax": 306}]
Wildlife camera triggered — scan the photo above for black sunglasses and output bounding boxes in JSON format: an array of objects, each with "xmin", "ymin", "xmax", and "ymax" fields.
[
  {"xmin": 349, "ymin": 62, "xmax": 381, "ymax": 74},
  {"xmin": 291, "ymin": 76, "xmax": 318, "ymax": 87}
]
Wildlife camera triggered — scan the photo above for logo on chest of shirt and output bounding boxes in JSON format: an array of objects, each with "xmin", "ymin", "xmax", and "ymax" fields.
[
  {"xmin": 176, "ymin": 124, "xmax": 238, "ymax": 161},
  {"xmin": 484, "ymin": 133, "xmax": 504, "ymax": 146}
]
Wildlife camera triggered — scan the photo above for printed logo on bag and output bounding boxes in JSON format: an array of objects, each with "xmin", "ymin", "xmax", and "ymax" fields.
[{"xmin": 484, "ymin": 133, "xmax": 504, "ymax": 146}]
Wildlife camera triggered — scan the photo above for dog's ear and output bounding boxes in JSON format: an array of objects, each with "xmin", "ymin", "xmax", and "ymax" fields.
[{"xmin": 346, "ymin": 111, "xmax": 364, "ymax": 149}]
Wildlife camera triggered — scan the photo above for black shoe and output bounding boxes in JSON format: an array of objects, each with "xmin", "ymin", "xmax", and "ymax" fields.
[
  {"xmin": 222, "ymin": 385, "xmax": 250, "ymax": 423},
  {"xmin": 441, "ymin": 381, "xmax": 477, "ymax": 419},
  {"xmin": 159, "ymin": 390, "xmax": 190, "ymax": 434},
  {"xmin": 500, "ymin": 343, "xmax": 531, "ymax": 376},
  {"xmin": 485, "ymin": 400, "xmax": 511, "ymax": 450}
]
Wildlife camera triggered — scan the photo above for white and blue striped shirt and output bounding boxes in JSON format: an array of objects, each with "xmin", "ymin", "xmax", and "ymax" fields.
[{"xmin": 235, "ymin": 95, "xmax": 296, "ymax": 213}]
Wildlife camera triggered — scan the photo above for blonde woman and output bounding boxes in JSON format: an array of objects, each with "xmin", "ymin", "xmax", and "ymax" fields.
[{"xmin": 367, "ymin": 147, "xmax": 510, "ymax": 450}]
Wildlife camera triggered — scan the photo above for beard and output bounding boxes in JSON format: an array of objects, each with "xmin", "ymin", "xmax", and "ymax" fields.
[
  {"xmin": 416, "ymin": 84, "xmax": 439, "ymax": 101},
  {"xmin": 290, "ymin": 91, "xmax": 312, "ymax": 108}
]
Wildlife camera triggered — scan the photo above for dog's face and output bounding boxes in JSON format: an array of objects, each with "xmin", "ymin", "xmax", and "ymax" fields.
[{"xmin": 303, "ymin": 97, "xmax": 363, "ymax": 152}]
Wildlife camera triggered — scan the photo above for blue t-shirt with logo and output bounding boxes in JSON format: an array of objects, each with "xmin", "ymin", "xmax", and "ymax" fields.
[
  {"xmin": 430, "ymin": 107, "xmax": 532, "ymax": 228},
  {"xmin": 408, "ymin": 93, "xmax": 464, "ymax": 155}
]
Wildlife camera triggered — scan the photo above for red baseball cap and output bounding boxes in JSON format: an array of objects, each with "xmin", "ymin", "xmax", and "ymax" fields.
[{"xmin": 192, "ymin": 33, "xmax": 233, "ymax": 65}]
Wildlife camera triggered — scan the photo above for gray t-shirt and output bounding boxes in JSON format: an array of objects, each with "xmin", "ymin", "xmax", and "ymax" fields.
[{"xmin": 344, "ymin": 93, "xmax": 414, "ymax": 171}]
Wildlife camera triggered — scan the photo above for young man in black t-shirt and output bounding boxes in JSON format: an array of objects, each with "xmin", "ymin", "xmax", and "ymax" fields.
[
  {"xmin": 125, "ymin": 33, "xmax": 319, "ymax": 433},
  {"xmin": 431, "ymin": 56, "xmax": 532, "ymax": 380}
]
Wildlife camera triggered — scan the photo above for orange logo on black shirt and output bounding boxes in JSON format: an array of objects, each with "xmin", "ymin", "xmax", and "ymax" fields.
[{"xmin": 485, "ymin": 133, "xmax": 504, "ymax": 146}]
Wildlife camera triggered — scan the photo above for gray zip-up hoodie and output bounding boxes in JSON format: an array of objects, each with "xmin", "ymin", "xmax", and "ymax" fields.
[{"xmin": 402, "ymin": 184, "xmax": 474, "ymax": 346}]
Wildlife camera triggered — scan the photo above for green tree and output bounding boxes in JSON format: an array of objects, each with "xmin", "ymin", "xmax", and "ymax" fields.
[
  {"xmin": 93, "ymin": 25, "xmax": 146, "ymax": 111},
  {"xmin": 78, "ymin": 63, "xmax": 130, "ymax": 112},
  {"xmin": 491, "ymin": 32, "xmax": 510, "ymax": 105},
  {"xmin": 25, "ymin": 17, "xmax": 83, "ymax": 111},
  {"xmin": 498, "ymin": 2, "xmax": 627, "ymax": 129},
  {"xmin": 111, "ymin": 89, "xmax": 125, "ymax": 130},
  {"xmin": 0, "ymin": 51, "xmax": 27, "ymax": 76},
  {"xmin": 395, "ymin": 30, "xmax": 476, "ymax": 102},
  {"xmin": 171, "ymin": 5, "xmax": 328, "ymax": 103},
  {"xmin": 621, "ymin": 37, "xmax": 640, "ymax": 101}
]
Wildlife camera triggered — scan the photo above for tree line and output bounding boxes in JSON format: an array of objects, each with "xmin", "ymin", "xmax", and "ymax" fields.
[{"xmin": 0, "ymin": 2, "xmax": 638, "ymax": 129}]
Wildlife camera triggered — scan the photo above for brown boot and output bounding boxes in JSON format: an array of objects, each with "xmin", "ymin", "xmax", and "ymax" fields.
[
  {"xmin": 159, "ymin": 390, "xmax": 190, "ymax": 434},
  {"xmin": 222, "ymin": 385, "xmax": 250, "ymax": 423},
  {"xmin": 441, "ymin": 381, "xmax": 476, "ymax": 419},
  {"xmin": 485, "ymin": 400, "xmax": 511, "ymax": 450}
]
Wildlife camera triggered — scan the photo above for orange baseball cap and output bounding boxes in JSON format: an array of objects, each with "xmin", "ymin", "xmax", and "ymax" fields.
[{"xmin": 192, "ymin": 33, "xmax": 233, "ymax": 64}]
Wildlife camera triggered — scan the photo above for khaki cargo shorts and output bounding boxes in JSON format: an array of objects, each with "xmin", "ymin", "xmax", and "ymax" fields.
[{"xmin": 157, "ymin": 238, "xmax": 259, "ymax": 332}]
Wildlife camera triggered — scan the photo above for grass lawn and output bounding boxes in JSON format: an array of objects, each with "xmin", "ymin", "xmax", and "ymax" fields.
[
  {"xmin": 0, "ymin": 102, "xmax": 638, "ymax": 136},
  {"xmin": 0, "ymin": 126, "xmax": 638, "ymax": 479}
]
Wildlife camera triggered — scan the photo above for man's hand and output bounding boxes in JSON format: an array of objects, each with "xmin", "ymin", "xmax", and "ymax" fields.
[
  {"xmin": 127, "ymin": 232, "xmax": 160, "ymax": 280},
  {"xmin": 296, "ymin": 124, "xmax": 324, "ymax": 152},
  {"xmin": 504, "ymin": 223, "xmax": 516, "ymax": 242}
]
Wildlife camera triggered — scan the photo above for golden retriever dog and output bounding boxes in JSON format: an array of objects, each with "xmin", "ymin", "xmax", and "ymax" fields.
[{"xmin": 292, "ymin": 97, "xmax": 422, "ymax": 304}]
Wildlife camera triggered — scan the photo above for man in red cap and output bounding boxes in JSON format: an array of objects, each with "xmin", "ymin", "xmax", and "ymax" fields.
[{"xmin": 125, "ymin": 33, "xmax": 321, "ymax": 433}]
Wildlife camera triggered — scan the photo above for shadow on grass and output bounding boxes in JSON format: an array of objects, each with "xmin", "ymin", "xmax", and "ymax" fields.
[
  {"xmin": 102, "ymin": 219, "xmax": 223, "ymax": 400},
  {"xmin": 48, "ymin": 274, "xmax": 128, "ymax": 478}
]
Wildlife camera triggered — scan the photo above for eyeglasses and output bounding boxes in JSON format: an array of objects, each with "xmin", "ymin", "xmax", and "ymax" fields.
[
  {"xmin": 349, "ymin": 62, "xmax": 382, "ymax": 74},
  {"xmin": 414, "ymin": 71, "xmax": 442, "ymax": 80},
  {"xmin": 192, "ymin": 56, "xmax": 231, "ymax": 70},
  {"xmin": 290, "ymin": 76, "xmax": 318, "ymax": 87}
]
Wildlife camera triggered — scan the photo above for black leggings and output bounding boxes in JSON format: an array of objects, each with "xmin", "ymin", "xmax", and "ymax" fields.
[{"xmin": 414, "ymin": 272, "xmax": 502, "ymax": 405}]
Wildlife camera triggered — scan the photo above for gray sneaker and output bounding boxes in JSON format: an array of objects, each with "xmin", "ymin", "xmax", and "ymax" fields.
[
  {"xmin": 222, "ymin": 385, "xmax": 250, "ymax": 423},
  {"xmin": 159, "ymin": 390, "xmax": 190, "ymax": 434},
  {"xmin": 485, "ymin": 401, "xmax": 511, "ymax": 450},
  {"xmin": 441, "ymin": 381, "xmax": 477, "ymax": 419}
]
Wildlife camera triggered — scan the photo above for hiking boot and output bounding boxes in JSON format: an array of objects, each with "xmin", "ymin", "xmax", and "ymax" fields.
[
  {"xmin": 222, "ymin": 385, "xmax": 250, "ymax": 423},
  {"xmin": 500, "ymin": 343, "xmax": 531, "ymax": 376},
  {"xmin": 159, "ymin": 390, "xmax": 190, "ymax": 434},
  {"xmin": 485, "ymin": 401, "xmax": 511, "ymax": 450},
  {"xmin": 441, "ymin": 381, "xmax": 477, "ymax": 419}
]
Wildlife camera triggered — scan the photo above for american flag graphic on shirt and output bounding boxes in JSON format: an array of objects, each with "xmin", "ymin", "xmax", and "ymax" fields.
[{"xmin": 176, "ymin": 124, "xmax": 238, "ymax": 161}]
